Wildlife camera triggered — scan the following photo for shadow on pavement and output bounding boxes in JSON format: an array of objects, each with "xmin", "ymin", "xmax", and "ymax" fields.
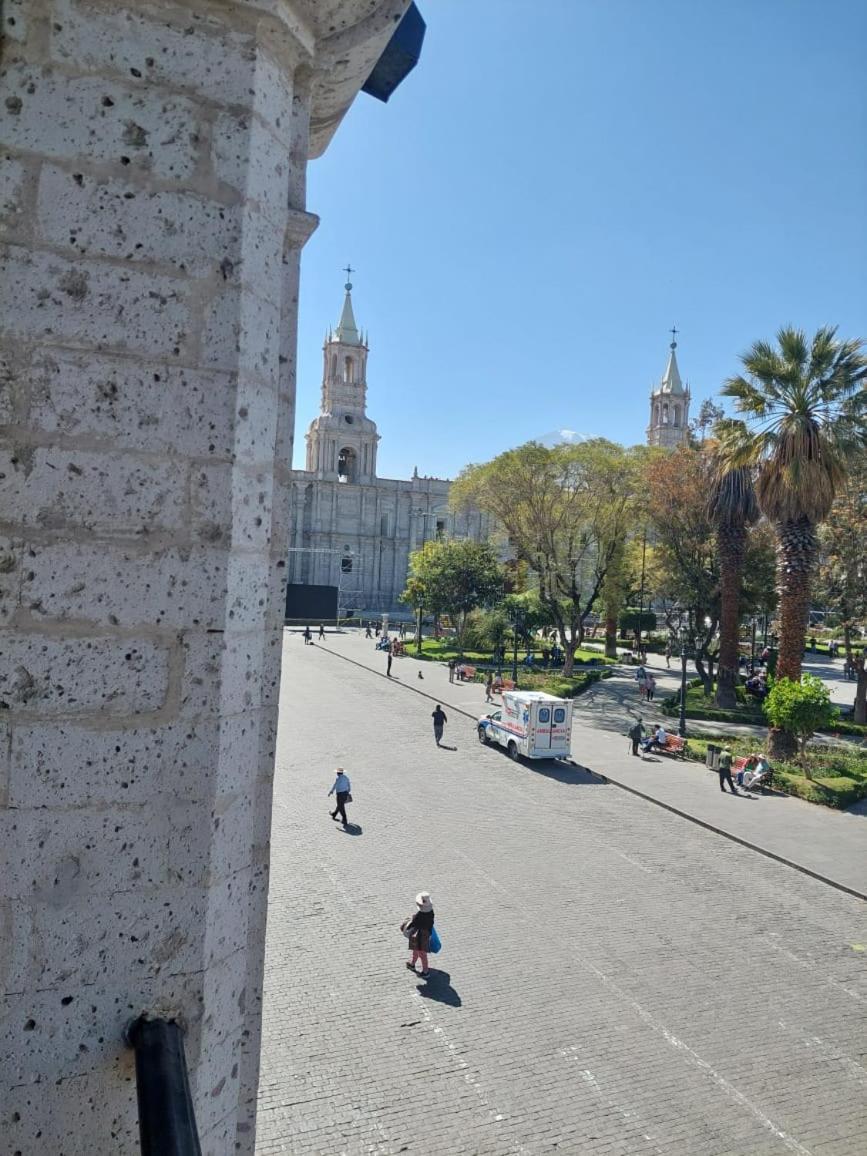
[
  {"xmin": 525, "ymin": 761, "xmax": 607, "ymax": 786},
  {"xmin": 438, "ymin": 744, "xmax": 458, "ymax": 751},
  {"xmin": 338, "ymin": 822, "xmax": 363, "ymax": 835},
  {"xmin": 416, "ymin": 969, "xmax": 461, "ymax": 1007}
]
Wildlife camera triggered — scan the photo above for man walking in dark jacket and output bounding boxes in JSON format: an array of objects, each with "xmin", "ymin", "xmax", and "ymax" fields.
[
  {"xmin": 328, "ymin": 767, "xmax": 352, "ymax": 826},
  {"xmin": 432, "ymin": 704, "xmax": 447, "ymax": 746}
]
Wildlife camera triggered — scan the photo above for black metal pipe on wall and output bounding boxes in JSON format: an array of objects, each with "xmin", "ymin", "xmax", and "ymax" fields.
[{"xmin": 126, "ymin": 1016, "xmax": 202, "ymax": 1156}]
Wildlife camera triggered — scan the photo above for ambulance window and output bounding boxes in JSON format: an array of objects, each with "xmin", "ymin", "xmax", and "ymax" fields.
[
  {"xmin": 554, "ymin": 708, "xmax": 566, "ymax": 723},
  {"xmin": 538, "ymin": 707, "xmax": 550, "ymax": 723}
]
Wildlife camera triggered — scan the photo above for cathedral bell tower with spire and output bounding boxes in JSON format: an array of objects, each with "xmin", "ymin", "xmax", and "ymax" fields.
[
  {"xmin": 305, "ymin": 271, "xmax": 380, "ymax": 482},
  {"xmin": 647, "ymin": 328, "xmax": 691, "ymax": 448}
]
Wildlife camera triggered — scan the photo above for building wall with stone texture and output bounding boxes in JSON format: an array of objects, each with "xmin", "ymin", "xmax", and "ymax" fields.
[
  {"xmin": 286, "ymin": 471, "xmax": 488, "ymax": 615},
  {"xmin": 0, "ymin": 0, "xmax": 412, "ymax": 1151}
]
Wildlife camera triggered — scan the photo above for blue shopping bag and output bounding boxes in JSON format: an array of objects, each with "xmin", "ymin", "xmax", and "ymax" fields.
[{"xmin": 429, "ymin": 926, "xmax": 442, "ymax": 954}]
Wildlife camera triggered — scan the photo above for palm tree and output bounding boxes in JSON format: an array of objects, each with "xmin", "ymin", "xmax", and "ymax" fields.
[
  {"xmin": 718, "ymin": 326, "xmax": 867, "ymax": 756},
  {"xmin": 707, "ymin": 459, "xmax": 758, "ymax": 709}
]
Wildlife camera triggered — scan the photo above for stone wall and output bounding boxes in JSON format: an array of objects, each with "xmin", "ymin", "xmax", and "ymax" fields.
[{"xmin": 0, "ymin": 1, "xmax": 410, "ymax": 1150}]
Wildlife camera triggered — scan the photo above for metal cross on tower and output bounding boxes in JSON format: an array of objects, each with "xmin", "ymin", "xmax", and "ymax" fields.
[
  {"xmin": 670, "ymin": 325, "xmax": 679, "ymax": 348},
  {"xmin": 343, "ymin": 264, "xmax": 354, "ymax": 288}
]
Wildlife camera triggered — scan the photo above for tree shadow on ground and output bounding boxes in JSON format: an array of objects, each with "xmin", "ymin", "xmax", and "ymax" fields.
[{"xmin": 416, "ymin": 969, "xmax": 461, "ymax": 1007}]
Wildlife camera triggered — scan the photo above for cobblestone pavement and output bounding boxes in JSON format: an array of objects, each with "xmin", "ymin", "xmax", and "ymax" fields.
[
  {"xmin": 257, "ymin": 633, "xmax": 867, "ymax": 1155},
  {"xmin": 308, "ymin": 632, "xmax": 867, "ymax": 895}
]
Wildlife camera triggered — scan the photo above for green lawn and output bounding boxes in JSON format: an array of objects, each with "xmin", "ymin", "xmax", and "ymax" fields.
[
  {"xmin": 686, "ymin": 734, "xmax": 867, "ymax": 810},
  {"xmin": 407, "ymin": 638, "xmax": 612, "ymax": 666}
]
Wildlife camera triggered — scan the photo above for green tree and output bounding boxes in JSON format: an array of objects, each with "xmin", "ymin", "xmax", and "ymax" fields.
[
  {"xmin": 816, "ymin": 447, "xmax": 867, "ymax": 723},
  {"xmin": 763, "ymin": 675, "xmax": 839, "ymax": 774},
  {"xmin": 451, "ymin": 440, "xmax": 642, "ymax": 675},
  {"xmin": 718, "ymin": 325, "xmax": 867, "ymax": 756},
  {"xmin": 400, "ymin": 538, "xmax": 503, "ymax": 655},
  {"xmin": 707, "ymin": 458, "xmax": 759, "ymax": 709}
]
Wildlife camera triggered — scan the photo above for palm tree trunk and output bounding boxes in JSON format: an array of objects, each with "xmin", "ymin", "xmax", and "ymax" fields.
[
  {"xmin": 714, "ymin": 526, "xmax": 746, "ymax": 709},
  {"xmin": 768, "ymin": 516, "xmax": 817, "ymax": 759}
]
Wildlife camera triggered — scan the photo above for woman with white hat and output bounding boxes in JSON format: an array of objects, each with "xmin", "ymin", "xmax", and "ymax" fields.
[{"xmin": 401, "ymin": 891, "xmax": 435, "ymax": 979}]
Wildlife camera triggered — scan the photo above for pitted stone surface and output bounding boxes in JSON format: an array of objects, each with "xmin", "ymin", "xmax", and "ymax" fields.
[{"xmin": 257, "ymin": 637, "xmax": 867, "ymax": 1155}]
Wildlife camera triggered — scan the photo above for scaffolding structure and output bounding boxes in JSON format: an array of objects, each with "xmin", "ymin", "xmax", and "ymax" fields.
[{"xmin": 286, "ymin": 546, "xmax": 363, "ymax": 620}]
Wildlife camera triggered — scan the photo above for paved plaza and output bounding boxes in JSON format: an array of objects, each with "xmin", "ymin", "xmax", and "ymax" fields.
[{"xmin": 257, "ymin": 632, "xmax": 867, "ymax": 1154}]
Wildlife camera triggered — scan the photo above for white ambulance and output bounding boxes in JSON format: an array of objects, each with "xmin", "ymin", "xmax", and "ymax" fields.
[{"xmin": 477, "ymin": 691, "xmax": 573, "ymax": 761}]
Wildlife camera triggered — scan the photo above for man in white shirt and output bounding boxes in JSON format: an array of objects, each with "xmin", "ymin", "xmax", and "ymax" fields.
[{"xmin": 328, "ymin": 767, "xmax": 352, "ymax": 827}]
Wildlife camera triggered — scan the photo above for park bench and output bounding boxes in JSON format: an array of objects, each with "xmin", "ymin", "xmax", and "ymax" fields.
[
  {"xmin": 492, "ymin": 677, "xmax": 515, "ymax": 693},
  {"xmin": 658, "ymin": 734, "xmax": 687, "ymax": 759},
  {"xmin": 456, "ymin": 664, "xmax": 476, "ymax": 682}
]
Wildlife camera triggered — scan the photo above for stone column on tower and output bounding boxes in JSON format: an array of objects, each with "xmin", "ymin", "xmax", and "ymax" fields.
[
  {"xmin": 647, "ymin": 329, "xmax": 692, "ymax": 447},
  {"xmin": 0, "ymin": 1, "xmax": 418, "ymax": 1151}
]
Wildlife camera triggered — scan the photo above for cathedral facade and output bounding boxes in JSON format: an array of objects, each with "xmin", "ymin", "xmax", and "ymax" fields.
[
  {"xmin": 286, "ymin": 281, "xmax": 488, "ymax": 615},
  {"xmin": 647, "ymin": 331, "xmax": 691, "ymax": 447}
]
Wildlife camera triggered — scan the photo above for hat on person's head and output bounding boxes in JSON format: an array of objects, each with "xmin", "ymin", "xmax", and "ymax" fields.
[{"xmin": 415, "ymin": 892, "xmax": 433, "ymax": 911}]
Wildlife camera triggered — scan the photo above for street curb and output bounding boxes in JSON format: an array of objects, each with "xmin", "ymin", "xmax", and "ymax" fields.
[{"xmin": 313, "ymin": 640, "xmax": 867, "ymax": 904}]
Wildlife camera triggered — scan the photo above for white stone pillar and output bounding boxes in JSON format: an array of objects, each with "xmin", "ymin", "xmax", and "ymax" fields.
[{"xmin": 0, "ymin": 1, "xmax": 411, "ymax": 1151}]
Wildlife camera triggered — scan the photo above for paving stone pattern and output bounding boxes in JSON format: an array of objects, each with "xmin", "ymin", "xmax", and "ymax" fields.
[{"xmin": 257, "ymin": 634, "xmax": 867, "ymax": 1154}]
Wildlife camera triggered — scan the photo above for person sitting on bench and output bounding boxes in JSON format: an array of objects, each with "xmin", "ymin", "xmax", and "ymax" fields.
[{"xmin": 642, "ymin": 724, "xmax": 668, "ymax": 753}]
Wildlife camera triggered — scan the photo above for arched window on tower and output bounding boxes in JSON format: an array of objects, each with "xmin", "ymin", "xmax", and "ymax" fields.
[
  {"xmin": 653, "ymin": 403, "xmax": 660, "ymax": 427},
  {"xmin": 331, "ymin": 353, "xmax": 337, "ymax": 379},
  {"xmin": 662, "ymin": 403, "xmax": 669, "ymax": 425},
  {"xmin": 673, "ymin": 406, "xmax": 680, "ymax": 428},
  {"xmin": 337, "ymin": 446, "xmax": 357, "ymax": 483},
  {"xmin": 344, "ymin": 356, "xmax": 353, "ymax": 383}
]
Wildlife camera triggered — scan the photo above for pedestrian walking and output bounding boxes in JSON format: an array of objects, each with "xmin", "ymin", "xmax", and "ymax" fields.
[
  {"xmin": 318, "ymin": 623, "xmax": 325, "ymax": 640},
  {"xmin": 386, "ymin": 641, "xmax": 393, "ymax": 677},
  {"xmin": 365, "ymin": 621, "xmax": 372, "ymax": 639},
  {"xmin": 401, "ymin": 891, "xmax": 435, "ymax": 978},
  {"xmin": 448, "ymin": 658, "xmax": 456, "ymax": 683},
  {"xmin": 665, "ymin": 642, "xmax": 672, "ymax": 668},
  {"xmin": 303, "ymin": 625, "xmax": 312, "ymax": 645},
  {"xmin": 432, "ymin": 704, "xmax": 447, "ymax": 746},
  {"xmin": 628, "ymin": 718, "xmax": 645, "ymax": 757},
  {"xmin": 485, "ymin": 673, "xmax": 494, "ymax": 702},
  {"xmin": 645, "ymin": 674, "xmax": 656, "ymax": 702},
  {"xmin": 717, "ymin": 746, "xmax": 738, "ymax": 795},
  {"xmin": 327, "ymin": 767, "xmax": 352, "ymax": 826}
]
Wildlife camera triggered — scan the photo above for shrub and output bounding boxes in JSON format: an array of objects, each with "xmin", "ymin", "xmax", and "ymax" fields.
[{"xmin": 763, "ymin": 675, "xmax": 839, "ymax": 774}]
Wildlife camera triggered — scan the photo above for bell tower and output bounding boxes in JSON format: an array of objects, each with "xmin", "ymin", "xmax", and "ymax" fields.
[
  {"xmin": 647, "ymin": 327, "xmax": 691, "ymax": 448},
  {"xmin": 305, "ymin": 270, "xmax": 380, "ymax": 482}
]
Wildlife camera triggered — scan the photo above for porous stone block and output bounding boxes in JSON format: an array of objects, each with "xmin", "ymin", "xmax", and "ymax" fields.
[
  {"xmin": 0, "ymin": 633, "xmax": 171, "ymax": 717},
  {"xmin": 178, "ymin": 630, "xmax": 266, "ymax": 718},
  {"xmin": 2, "ymin": 64, "xmax": 202, "ymax": 182},
  {"xmin": 7, "ymin": 718, "xmax": 218, "ymax": 808},
  {"xmin": 27, "ymin": 882, "xmax": 224, "ymax": 989},
  {"xmin": 24, "ymin": 349, "xmax": 238, "ymax": 458},
  {"xmin": 35, "ymin": 164, "xmax": 244, "ymax": 278},
  {"xmin": 1, "ymin": 0, "xmax": 28, "ymax": 44},
  {"xmin": 191, "ymin": 461, "xmax": 275, "ymax": 549},
  {"xmin": 19, "ymin": 541, "xmax": 270, "ymax": 630},
  {"xmin": 0, "ymin": 447, "xmax": 188, "ymax": 535},
  {"xmin": 0, "ymin": 154, "xmax": 29, "ymax": 236},
  {"xmin": 0, "ymin": 805, "xmax": 166, "ymax": 903},
  {"xmin": 49, "ymin": 0, "xmax": 259, "ymax": 110},
  {"xmin": 199, "ymin": 285, "xmax": 283, "ymax": 382},
  {"xmin": 0, "ymin": 966, "xmax": 206, "ymax": 1085},
  {"xmin": 0, "ymin": 898, "xmax": 31, "ymax": 993},
  {"xmin": 212, "ymin": 111, "xmax": 291, "ymax": 226},
  {"xmin": 0, "ymin": 247, "xmax": 192, "ymax": 359}
]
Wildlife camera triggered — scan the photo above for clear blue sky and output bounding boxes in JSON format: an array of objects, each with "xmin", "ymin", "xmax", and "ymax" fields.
[{"xmin": 295, "ymin": 0, "xmax": 867, "ymax": 478}]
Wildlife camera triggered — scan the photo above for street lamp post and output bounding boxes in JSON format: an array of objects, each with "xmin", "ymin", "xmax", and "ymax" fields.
[
  {"xmin": 510, "ymin": 611, "xmax": 525, "ymax": 686},
  {"xmin": 636, "ymin": 528, "xmax": 647, "ymax": 659},
  {"xmin": 415, "ymin": 605, "xmax": 423, "ymax": 654},
  {"xmin": 679, "ymin": 640, "xmax": 688, "ymax": 738},
  {"xmin": 750, "ymin": 618, "xmax": 757, "ymax": 673}
]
